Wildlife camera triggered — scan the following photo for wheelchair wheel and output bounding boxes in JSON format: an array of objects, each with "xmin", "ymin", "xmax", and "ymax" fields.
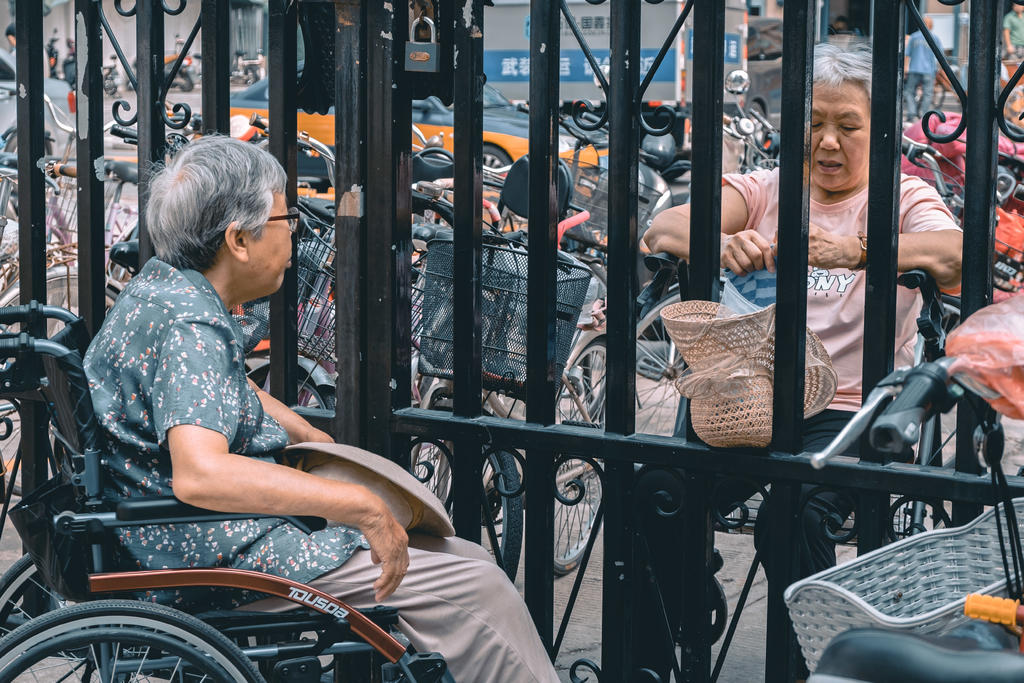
[
  {"xmin": 0, "ymin": 555, "xmax": 67, "ymax": 638},
  {"xmin": 0, "ymin": 599, "xmax": 264, "ymax": 682}
]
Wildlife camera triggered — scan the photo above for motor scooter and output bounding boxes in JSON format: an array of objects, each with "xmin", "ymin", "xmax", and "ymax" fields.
[
  {"xmin": 62, "ymin": 38, "xmax": 76, "ymax": 89},
  {"xmin": 45, "ymin": 29, "xmax": 59, "ymax": 79}
]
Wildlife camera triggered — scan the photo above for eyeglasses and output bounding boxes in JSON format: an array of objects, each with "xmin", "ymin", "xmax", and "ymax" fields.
[{"xmin": 266, "ymin": 208, "xmax": 301, "ymax": 234}]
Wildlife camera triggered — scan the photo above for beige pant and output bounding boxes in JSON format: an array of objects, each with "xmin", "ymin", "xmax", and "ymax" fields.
[{"xmin": 241, "ymin": 534, "xmax": 559, "ymax": 683}]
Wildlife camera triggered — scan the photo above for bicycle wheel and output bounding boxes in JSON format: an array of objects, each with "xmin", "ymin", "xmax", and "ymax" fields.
[
  {"xmin": 410, "ymin": 419, "xmax": 524, "ymax": 581},
  {"xmin": 558, "ymin": 339, "xmax": 607, "ymax": 426},
  {"xmin": 246, "ymin": 362, "xmax": 336, "ymax": 411},
  {"xmin": 635, "ymin": 292, "xmax": 685, "ymax": 436},
  {"xmin": 0, "ymin": 599, "xmax": 264, "ymax": 682},
  {"xmin": 0, "ymin": 555, "xmax": 68, "ymax": 638},
  {"xmin": 553, "ymin": 456, "xmax": 602, "ymax": 576}
]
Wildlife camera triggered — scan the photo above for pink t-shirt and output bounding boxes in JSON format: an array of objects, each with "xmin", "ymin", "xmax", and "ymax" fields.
[{"xmin": 723, "ymin": 169, "xmax": 960, "ymax": 411}]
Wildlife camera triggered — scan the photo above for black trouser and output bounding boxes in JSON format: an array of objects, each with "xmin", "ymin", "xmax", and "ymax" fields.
[{"xmin": 714, "ymin": 409, "xmax": 856, "ymax": 580}]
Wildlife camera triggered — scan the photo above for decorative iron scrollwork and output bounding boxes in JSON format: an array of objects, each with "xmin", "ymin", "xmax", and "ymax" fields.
[
  {"xmin": 800, "ymin": 485, "xmax": 858, "ymax": 545},
  {"xmin": 711, "ymin": 476, "xmax": 769, "ymax": 530},
  {"xmin": 887, "ymin": 494, "xmax": 951, "ymax": 541},
  {"xmin": 569, "ymin": 659, "xmax": 602, "ymax": 683},
  {"xmin": 637, "ymin": 0, "xmax": 693, "ymax": 136},
  {"xmin": 560, "ymin": 0, "xmax": 609, "ymax": 131},
  {"xmin": 904, "ymin": 0, "xmax": 967, "ymax": 145},
  {"xmin": 97, "ymin": 0, "xmax": 198, "ymax": 130}
]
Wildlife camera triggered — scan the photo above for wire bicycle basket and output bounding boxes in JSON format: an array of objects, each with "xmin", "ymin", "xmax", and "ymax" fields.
[
  {"xmin": 416, "ymin": 234, "xmax": 592, "ymax": 401},
  {"xmin": 562, "ymin": 158, "xmax": 663, "ymax": 251},
  {"xmin": 233, "ymin": 214, "xmax": 337, "ymax": 362}
]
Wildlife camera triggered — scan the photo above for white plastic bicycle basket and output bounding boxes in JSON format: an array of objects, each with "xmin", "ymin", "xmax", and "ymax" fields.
[{"xmin": 784, "ymin": 497, "xmax": 1024, "ymax": 671}]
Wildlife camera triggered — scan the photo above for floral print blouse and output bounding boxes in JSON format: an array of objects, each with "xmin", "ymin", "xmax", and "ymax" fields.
[{"xmin": 84, "ymin": 259, "xmax": 367, "ymax": 609}]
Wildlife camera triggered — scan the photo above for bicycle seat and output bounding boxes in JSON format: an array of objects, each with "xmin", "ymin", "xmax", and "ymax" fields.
[
  {"xmin": 109, "ymin": 239, "xmax": 139, "ymax": 274},
  {"xmin": 412, "ymin": 148, "xmax": 454, "ymax": 183},
  {"xmin": 412, "ymin": 222, "xmax": 450, "ymax": 243},
  {"xmin": 498, "ymin": 155, "xmax": 574, "ymax": 218},
  {"xmin": 811, "ymin": 626, "xmax": 1024, "ymax": 683},
  {"xmin": 104, "ymin": 159, "xmax": 138, "ymax": 185}
]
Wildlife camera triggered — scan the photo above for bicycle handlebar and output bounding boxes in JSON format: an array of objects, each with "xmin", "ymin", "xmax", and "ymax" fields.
[
  {"xmin": 0, "ymin": 303, "xmax": 80, "ymax": 326},
  {"xmin": 810, "ymin": 356, "xmax": 961, "ymax": 468},
  {"xmin": 869, "ymin": 360, "xmax": 956, "ymax": 453}
]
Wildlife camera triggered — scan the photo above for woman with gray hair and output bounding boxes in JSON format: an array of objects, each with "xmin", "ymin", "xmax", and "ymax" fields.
[
  {"xmin": 83, "ymin": 135, "xmax": 559, "ymax": 682},
  {"xmin": 643, "ymin": 43, "xmax": 962, "ymax": 578}
]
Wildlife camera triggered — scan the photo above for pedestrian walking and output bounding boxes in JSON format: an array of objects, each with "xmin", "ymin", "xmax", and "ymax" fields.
[
  {"xmin": 904, "ymin": 17, "xmax": 942, "ymax": 122},
  {"xmin": 1005, "ymin": 3, "xmax": 1024, "ymax": 60}
]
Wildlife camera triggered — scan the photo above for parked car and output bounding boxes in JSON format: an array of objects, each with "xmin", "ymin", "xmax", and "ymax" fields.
[
  {"xmin": 230, "ymin": 80, "xmax": 584, "ymax": 182},
  {"xmin": 0, "ymin": 48, "xmax": 74, "ymax": 153}
]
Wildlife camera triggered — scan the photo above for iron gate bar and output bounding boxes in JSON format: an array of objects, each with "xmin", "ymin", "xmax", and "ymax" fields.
[
  {"xmin": 452, "ymin": 0, "xmax": 484, "ymax": 419},
  {"xmin": 391, "ymin": 409, "xmax": 1024, "ymax": 505},
  {"xmin": 686, "ymin": 2, "xmax": 725, "ymax": 305},
  {"xmin": 765, "ymin": 2, "xmax": 816, "ymax": 679},
  {"xmin": 335, "ymin": 0, "xmax": 366, "ymax": 445},
  {"xmin": 955, "ymin": 0, "xmax": 1001, "ymax": 524},
  {"xmin": 525, "ymin": 0, "xmax": 560, "ymax": 649},
  {"xmin": 76, "ymin": 0, "xmax": 106, "ymax": 338},
  {"xmin": 451, "ymin": 0, "xmax": 486, "ymax": 539},
  {"xmin": 383, "ymin": 1, "xmax": 412, "ymax": 460},
  {"xmin": 267, "ymin": 0, "xmax": 299, "ymax": 408},
  {"xmin": 15, "ymin": 0, "xmax": 48, "ymax": 501},
  {"xmin": 135, "ymin": 1, "xmax": 166, "ymax": 263},
  {"xmin": 363, "ymin": 0, "xmax": 403, "ymax": 459},
  {"xmin": 201, "ymin": 0, "xmax": 231, "ymax": 134},
  {"xmin": 674, "ymin": 3, "xmax": 727, "ymax": 680},
  {"xmin": 606, "ymin": 0, "xmax": 639, "ymax": 437}
]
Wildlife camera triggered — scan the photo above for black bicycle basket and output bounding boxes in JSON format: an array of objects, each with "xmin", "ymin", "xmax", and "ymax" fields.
[
  {"xmin": 233, "ymin": 214, "xmax": 337, "ymax": 362},
  {"xmin": 416, "ymin": 234, "xmax": 592, "ymax": 400},
  {"xmin": 565, "ymin": 159, "xmax": 663, "ymax": 250}
]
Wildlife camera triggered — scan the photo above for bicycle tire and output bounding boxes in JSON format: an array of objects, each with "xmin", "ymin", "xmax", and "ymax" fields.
[
  {"xmin": 0, "ymin": 555, "xmax": 67, "ymax": 638},
  {"xmin": 410, "ymin": 424, "xmax": 524, "ymax": 582},
  {"xmin": 553, "ymin": 456, "xmax": 602, "ymax": 576},
  {"xmin": 246, "ymin": 362, "xmax": 337, "ymax": 411},
  {"xmin": 635, "ymin": 291, "xmax": 685, "ymax": 436},
  {"xmin": 484, "ymin": 448, "xmax": 523, "ymax": 581},
  {"xmin": 0, "ymin": 599, "xmax": 264, "ymax": 682}
]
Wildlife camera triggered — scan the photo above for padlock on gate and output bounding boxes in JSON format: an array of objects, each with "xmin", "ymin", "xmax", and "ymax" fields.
[{"xmin": 405, "ymin": 16, "xmax": 440, "ymax": 73}]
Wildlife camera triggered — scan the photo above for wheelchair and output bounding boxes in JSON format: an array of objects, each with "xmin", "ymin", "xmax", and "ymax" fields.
[{"xmin": 0, "ymin": 302, "xmax": 451, "ymax": 682}]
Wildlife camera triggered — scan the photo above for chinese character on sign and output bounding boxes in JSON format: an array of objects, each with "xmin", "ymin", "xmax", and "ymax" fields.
[
  {"xmin": 593, "ymin": 16, "xmax": 605, "ymax": 31},
  {"xmin": 560, "ymin": 57, "xmax": 571, "ymax": 77},
  {"xmin": 640, "ymin": 56, "xmax": 655, "ymax": 75},
  {"xmin": 501, "ymin": 57, "xmax": 519, "ymax": 77},
  {"xmin": 727, "ymin": 41, "xmax": 738, "ymax": 60},
  {"xmin": 518, "ymin": 57, "xmax": 530, "ymax": 76},
  {"xmin": 581, "ymin": 16, "xmax": 593, "ymax": 30}
]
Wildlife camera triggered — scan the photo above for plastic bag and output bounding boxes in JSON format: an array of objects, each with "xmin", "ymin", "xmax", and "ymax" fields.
[{"xmin": 947, "ymin": 295, "xmax": 1024, "ymax": 419}]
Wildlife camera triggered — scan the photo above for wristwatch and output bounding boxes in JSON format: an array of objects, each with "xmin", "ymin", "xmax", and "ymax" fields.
[{"xmin": 851, "ymin": 232, "xmax": 868, "ymax": 271}]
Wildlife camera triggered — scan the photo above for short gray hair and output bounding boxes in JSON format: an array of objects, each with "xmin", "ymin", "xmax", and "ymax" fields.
[
  {"xmin": 813, "ymin": 42, "xmax": 872, "ymax": 101},
  {"xmin": 145, "ymin": 135, "xmax": 287, "ymax": 272}
]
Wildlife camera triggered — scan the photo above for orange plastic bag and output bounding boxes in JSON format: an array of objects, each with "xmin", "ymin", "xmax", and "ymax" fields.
[{"xmin": 947, "ymin": 295, "xmax": 1024, "ymax": 419}]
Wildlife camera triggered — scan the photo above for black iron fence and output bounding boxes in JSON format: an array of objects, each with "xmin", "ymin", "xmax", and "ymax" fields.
[{"xmin": 12, "ymin": 0, "xmax": 1024, "ymax": 681}]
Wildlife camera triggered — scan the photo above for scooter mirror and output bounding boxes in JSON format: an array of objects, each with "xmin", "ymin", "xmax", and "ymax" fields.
[{"xmin": 724, "ymin": 69, "xmax": 751, "ymax": 95}]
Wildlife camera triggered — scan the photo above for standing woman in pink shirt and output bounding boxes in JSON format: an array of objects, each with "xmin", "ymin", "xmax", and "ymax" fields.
[{"xmin": 644, "ymin": 42, "xmax": 962, "ymax": 579}]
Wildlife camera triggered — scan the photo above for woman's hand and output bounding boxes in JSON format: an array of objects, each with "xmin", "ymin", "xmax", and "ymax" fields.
[
  {"xmin": 359, "ymin": 503, "xmax": 410, "ymax": 602},
  {"xmin": 721, "ymin": 230, "xmax": 775, "ymax": 276},
  {"xmin": 807, "ymin": 223, "xmax": 861, "ymax": 270}
]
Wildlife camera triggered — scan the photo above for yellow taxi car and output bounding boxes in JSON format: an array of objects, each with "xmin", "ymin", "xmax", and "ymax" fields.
[{"xmin": 230, "ymin": 81, "xmax": 596, "ymax": 179}]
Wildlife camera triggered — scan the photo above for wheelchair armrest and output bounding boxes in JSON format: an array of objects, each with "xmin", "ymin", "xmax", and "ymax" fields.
[{"xmin": 116, "ymin": 496, "xmax": 327, "ymax": 534}]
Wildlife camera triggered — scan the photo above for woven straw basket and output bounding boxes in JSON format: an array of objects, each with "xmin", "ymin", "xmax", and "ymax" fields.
[
  {"xmin": 784, "ymin": 499, "xmax": 1024, "ymax": 671},
  {"xmin": 660, "ymin": 301, "xmax": 837, "ymax": 448}
]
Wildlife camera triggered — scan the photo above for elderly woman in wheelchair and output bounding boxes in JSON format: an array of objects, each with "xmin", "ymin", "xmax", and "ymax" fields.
[{"xmin": 0, "ymin": 136, "xmax": 558, "ymax": 682}]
